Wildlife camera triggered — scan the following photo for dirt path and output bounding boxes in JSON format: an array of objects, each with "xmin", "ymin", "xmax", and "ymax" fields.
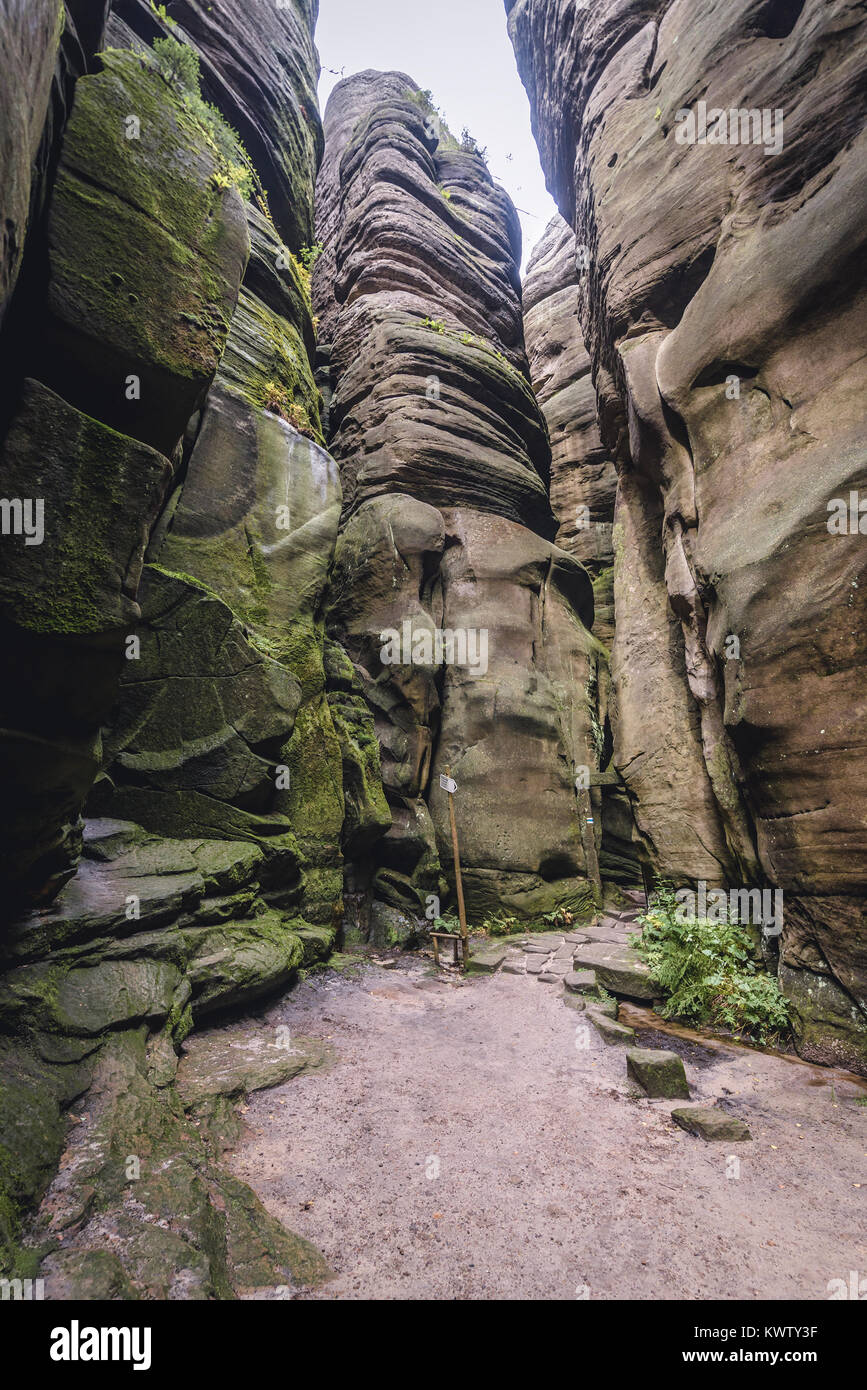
[{"xmin": 226, "ymin": 958, "xmax": 867, "ymax": 1300}]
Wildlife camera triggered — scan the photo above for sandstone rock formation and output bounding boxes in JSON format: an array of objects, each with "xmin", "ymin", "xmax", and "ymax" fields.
[
  {"xmin": 2, "ymin": 0, "xmax": 861, "ymax": 1303},
  {"xmin": 0, "ymin": 0, "xmax": 64, "ymax": 322},
  {"xmin": 523, "ymin": 213, "xmax": 642, "ymax": 884},
  {"xmin": 523, "ymin": 213, "xmax": 616, "ymax": 643},
  {"xmin": 508, "ymin": 0, "xmax": 867, "ymax": 1070},
  {"xmin": 0, "ymin": 0, "xmax": 383, "ymax": 1291},
  {"xmin": 314, "ymin": 72, "xmax": 607, "ymax": 930}
]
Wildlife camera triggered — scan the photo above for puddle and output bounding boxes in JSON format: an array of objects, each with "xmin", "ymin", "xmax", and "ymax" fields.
[{"xmin": 618, "ymin": 1002, "xmax": 867, "ymax": 1094}]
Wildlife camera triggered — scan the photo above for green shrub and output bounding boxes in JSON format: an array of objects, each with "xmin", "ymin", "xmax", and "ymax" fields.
[
  {"xmin": 153, "ymin": 34, "xmax": 200, "ymax": 93},
  {"xmin": 632, "ymin": 883, "xmax": 790, "ymax": 1044},
  {"xmin": 538, "ymin": 907, "xmax": 577, "ymax": 930},
  {"xmin": 153, "ymin": 36, "xmax": 254, "ymax": 198},
  {"xmin": 459, "ymin": 127, "xmax": 488, "ymax": 162}
]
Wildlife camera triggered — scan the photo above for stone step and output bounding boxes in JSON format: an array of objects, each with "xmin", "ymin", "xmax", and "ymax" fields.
[
  {"xmin": 626, "ymin": 1048, "xmax": 690, "ymax": 1099},
  {"xmin": 571, "ymin": 940, "xmax": 655, "ymax": 1000},
  {"xmin": 588, "ymin": 1011, "xmax": 635, "ymax": 1045},
  {"xmin": 564, "ymin": 969, "xmax": 598, "ymax": 995},
  {"xmin": 587, "ymin": 995, "xmax": 618, "ymax": 1018},
  {"xmin": 466, "ymin": 941, "xmax": 512, "ymax": 974},
  {"xmin": 502, "ymin": 959, "xmax": 526, "ymax": 975},
  {"xmin": 670, "ymin": 1106, "xmax": 752, "ymax": 1142}
]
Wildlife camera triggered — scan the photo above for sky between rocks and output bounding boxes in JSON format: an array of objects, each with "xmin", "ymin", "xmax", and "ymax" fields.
[{"xmin": 315, "ymin": 0, "xmax": 559, "ymax": 274}]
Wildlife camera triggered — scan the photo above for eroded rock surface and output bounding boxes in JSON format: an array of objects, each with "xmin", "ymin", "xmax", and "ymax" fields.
[
  {"xmin": 523, "ymin": 214, "xmax": 642, "ymax": 884},
  {"xmin": 315, "ymin": 72, "xmax": 606, "ymax": 926},
  {"xmin": 523, "ymin": 213, "xmax": 616, "ymax": 642},
  {"xmin": 0, "ymin": 0, "xmax": 360, "ymax": 1288},
  {"xmin": 508, "ymin": 0, "xmax": 867, "ymax": 1069}
]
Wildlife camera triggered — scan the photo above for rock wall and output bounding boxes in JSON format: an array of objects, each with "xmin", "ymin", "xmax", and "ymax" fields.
[
  {"xmin": 508, "ymin": 0, "xmax": 867, "ymax": 1070},
  {"xmin": 314, "ymin": 73, "xmax": 607, "ymax": 933},
  {"xmin": 0, "ymin": 0, "xmax": 384, "ymax": 1291},
  {"xmin": 523, "ymin": 213, "xmax": 642, "ymax": 884},
  {"xmin": 523, "ymin": 213, "xmax": 616, "ymax": 644}
]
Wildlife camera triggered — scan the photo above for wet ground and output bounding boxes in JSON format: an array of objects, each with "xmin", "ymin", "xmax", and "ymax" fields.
[{"xmin": 227, "ymin": 957, "xmax": 867, "ymax": 1300}]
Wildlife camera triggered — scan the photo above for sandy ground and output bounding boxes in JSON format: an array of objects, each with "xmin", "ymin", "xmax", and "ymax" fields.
[{"xmin": 227, "ymin": 958, "xmax": 867, "ymax": 1300}]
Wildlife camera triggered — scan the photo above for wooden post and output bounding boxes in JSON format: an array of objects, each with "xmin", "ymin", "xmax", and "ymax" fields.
[
  {"xmin": 445, "ymin": 767, "xmax": 469, "ymax": 968},
  {"xmin": 640, "ymin": 858, "xmax": 651, "ymax": 909}
]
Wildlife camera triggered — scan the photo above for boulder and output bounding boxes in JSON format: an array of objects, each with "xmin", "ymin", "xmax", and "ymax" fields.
[
  {"xmin": 671, "ymin": 1107, "xmax": 752, "ymax": 1143},
  {"xmin": 175, "ymin": 1030, "xmax": 335, "ymax": 1107},
  {"xmin": 40, "ymin": 47, "xmax": 249, "ymax": 455},
  {"xmin": 626, "ymin": 1048, "xmax": 691, "ymax": 1100},
  {"xmin": 113, "ymin": 0, "xmax": 323, "ymax": 251},
  {"xmin": 0, "ymin": 381, "xmax": 173, "ymax": 908},
  {"xmin": 588, "ymin": 1012, "xmax": 635, "ymax": 1045}
]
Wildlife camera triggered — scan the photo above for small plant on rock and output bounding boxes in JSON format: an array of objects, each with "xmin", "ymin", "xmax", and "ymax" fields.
[
  {"xmin": 149, "ymin": 1, "xmax": 179, "ymax": 29},
  {"xmin": 481, "ymin": 912, "xmax": 520, "ymax": 937},
  {"xmin": 152, "ymin": 36, "xmax": 254, "ymax": 198},
  {"xmin": 290, "ymin": 243, "xmax": 324, "ymax": 300},
  {"xmin": 540, "ymin": 907, "xmax": 576, "ymax": 930},
  {"xmin": 459, "ymin": 127, "xmax": 488, "ymax": 162},
  {"xmin": 153, "ymin": 33, "xmax": 199, "ymax": 90},
  {"xmin": 432, "ymin": 912, "xmax": 462, "ymax": 935}
]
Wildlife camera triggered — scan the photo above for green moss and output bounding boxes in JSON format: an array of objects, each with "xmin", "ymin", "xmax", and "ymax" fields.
[
  {"xmin": 145, "ymin": 563, "xmax": 222, "ymax": 600},
  {"xmin": 157, "ymin": 522, "xmax": 274, "ymax": 640},
  {"xmin": 707, "ymin": 740, "xmax": 741, "ymax": 812},
  {"xmin": 50, "ymin": 55, "xmax": 248, "ymax": 414},
  {"xmin": 277, "ymin": 698, "xmax": 345, "ymax": 848},
  {"xmin": 403, "ymin": 87, "xmax": 459, "ymax": 148},
  {"xmin": 2, "ymin": 396, "xmax": 170, "ymax": 638},
  {"xmin": 169, "ymin": 1000, "xmax": 194, "ymax": 1046},
  {"xmin": 80, "ymin": 51, "xmax": 239, "ymax": 259},
  {"xmin": 220, "ymin": 290, "xmax": 323, "ymax": 444}
]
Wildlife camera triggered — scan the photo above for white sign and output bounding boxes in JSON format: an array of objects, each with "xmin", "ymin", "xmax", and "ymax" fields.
[{"xmin": 439, "ymin": 774, "xmax": 457, "ymax": 794}]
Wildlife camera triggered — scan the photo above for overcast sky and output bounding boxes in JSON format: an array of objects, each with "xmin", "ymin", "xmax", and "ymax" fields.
[{"xmin": 314, "ymin": 0, "xmax": 559, "ymax": 273}]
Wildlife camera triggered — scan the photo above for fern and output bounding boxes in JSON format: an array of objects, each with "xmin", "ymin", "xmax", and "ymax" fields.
[{"xmin": 633, "ymin": 884, "xmax": 790, "ymax": 1043}]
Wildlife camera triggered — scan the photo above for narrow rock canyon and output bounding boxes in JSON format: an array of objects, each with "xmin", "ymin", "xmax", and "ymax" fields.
[{"xmin": 0, "ymin": 0, "xmax": 863, "ymax": 1309}]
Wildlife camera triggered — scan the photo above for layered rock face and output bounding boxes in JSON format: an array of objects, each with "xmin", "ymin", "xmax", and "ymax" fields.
[
  {"xmin": 508, "ymin": 0, "xmax": 867, "ymax": 1069},
  {"xmin": 523, "ymin": 213, "xmax": 616, "ymax": 644},
  {"xmin": 523, "ymin": 214, "xmax": 640, "ymax": 885},
  {"xmin": 314, "ymin": 73, "xmax": 606, "ymax": 932},
  {"xmin": 0, "ymin": 1, "xmax": 384, "ymax": 1292},
  {"xmin": 0, "ymin": 0, "xmax": 64, "ymax": 322}
]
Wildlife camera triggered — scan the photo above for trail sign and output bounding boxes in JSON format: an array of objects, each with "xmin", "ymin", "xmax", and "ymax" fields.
[{"xmin": 439, "ymin": 774, "xmax": 457, "ymax": 794}]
